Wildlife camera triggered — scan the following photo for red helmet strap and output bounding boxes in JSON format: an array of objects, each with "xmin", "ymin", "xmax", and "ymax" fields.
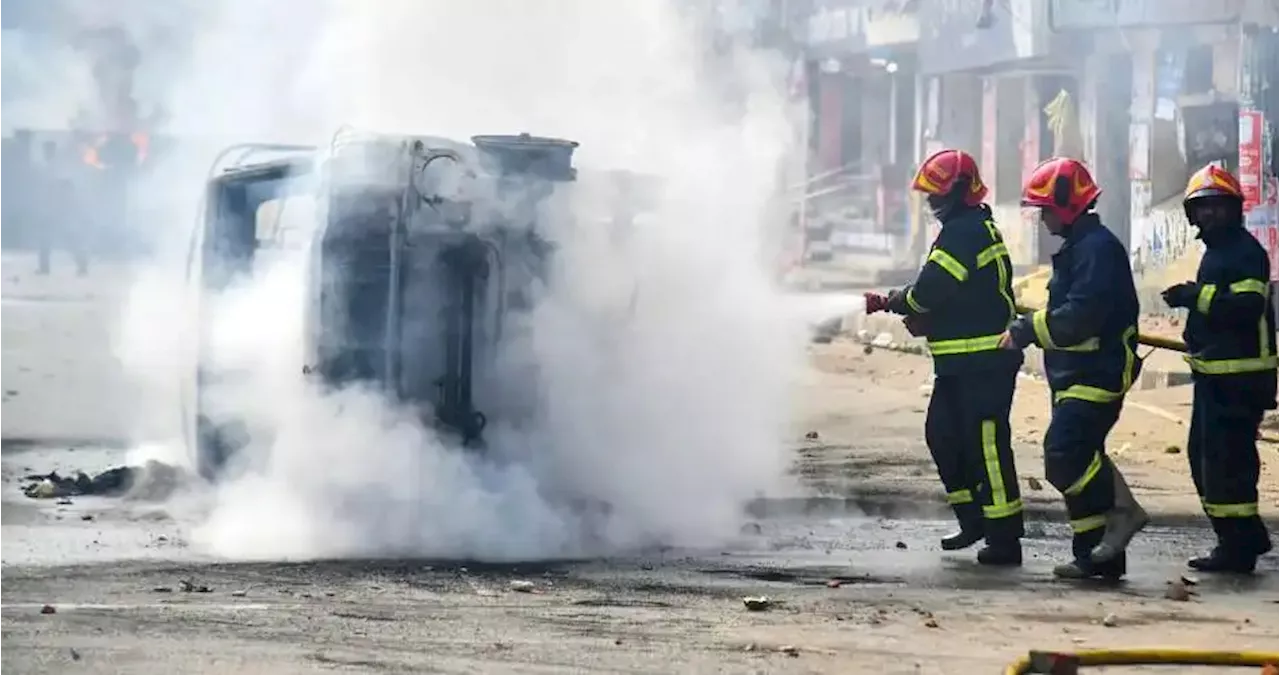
[{"xmin": 1053, "ymin": 175, "xmax": 1070, "ymax": 208}]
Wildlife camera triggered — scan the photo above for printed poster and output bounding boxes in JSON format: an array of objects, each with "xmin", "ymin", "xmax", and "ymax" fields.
[{"xmin": 1238, "ymin": 110, "xmax": 1264, "ymax": 209}]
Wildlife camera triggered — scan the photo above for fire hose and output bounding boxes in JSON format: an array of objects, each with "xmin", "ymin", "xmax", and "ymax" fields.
[
  {"xmin": 861, "ymin": 293, "xmax": 1188, "ymax": 353},
  {"xmin": 1013, "ymin": 303, "xmax": 1188, "ymax": 353},
  {"xmin": 1002, "ymin": 647, "xmax": 1279, "ymax": 674}
]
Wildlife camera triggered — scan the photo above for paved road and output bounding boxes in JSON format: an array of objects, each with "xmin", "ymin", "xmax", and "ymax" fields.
[
  {"xmin": 3, "ymin": 256, "xmax": 1277, "ymax": 673},
  {"xmin": 3, "ymin": 443, "xmax": 1278, "ymax": 674}
]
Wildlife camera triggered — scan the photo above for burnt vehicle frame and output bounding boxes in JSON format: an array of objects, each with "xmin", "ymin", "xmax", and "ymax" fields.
[{"xmin": 188, "ymin": 130, "xmax": 581, "ymax": 480}]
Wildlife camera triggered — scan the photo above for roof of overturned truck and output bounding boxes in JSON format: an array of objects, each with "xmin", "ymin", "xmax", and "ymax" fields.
[{"xmin": 211, "ymin": 132, "xmax": 581, "ymax": 189}]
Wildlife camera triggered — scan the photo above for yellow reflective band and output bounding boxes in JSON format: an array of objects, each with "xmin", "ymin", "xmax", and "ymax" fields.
[
  {"xmin": 976, "ymin": 242, "xmax": 1009, "ymax": 268},
  {"xmin": 1229, "ymin": 278, "xmax": 1268, "ymax": 295},
  {"xmin": 1185, "ymin": 354, "xmax": 1280, "ymax": 375},
  {"xmin": 980, "ymin": 420, "xmax": 1013, "ymax": 519},
  {"xmin": 983, "ymin": 224, "xmax": 1013, "ymax": 325},
  {"xmin": 982, "ymin": 218, "xmax": 1001, "ymax": 241},
  {"xmin": 946, "ymin": 489, "xmax": 973, "ymax": 505},
  {"xmin": 1196, "ymin": 283, "xmax": 1217, "ymax": 314},
  {"xmin": 905, "ymin": 287, "xmax": 926, "ymax": 313},
  {"xmin": 1035, "ymin": 316, "xmax": 1115, "ymax": 352},
  {"xmin": 927, "ymin": 248, "xmax": 969, "ymax": 282},
  {"xmin": 984, "ymin": 499, "xmax": 1023, "ymax": 519},
  {"xmin": 1054, "ymin": 385, "xmax": 1124, "ymax": 404},
  {"xmin": 1063, "ymin": 452, "xmax": 1103, "ymax": 496},
  {"xmin": 1070, "ymin": 514, "xmax": 1108, "ymax": 534},
  {"xmin": 1052, "ymin": 326, "xmax": 1138, "ymax": 400},
  {"xmin": 927, "ymin": 333, "xmax": 1005, "ymax": 355},
  {"xmin": 1058, "ymin": 337, "xmax": 1100, "ymax": 352},
  {"xmin": 1032, "ymin": 308, "xmax": 1057, "ymax": 349},
  {"xmin": 1203, "ymin": 502, "xmax": 1260, "ymax": 518},
  {"xmin": 1187, "ymin": 282, "xmax": 1275, "ymax": 374},
  {"xmin": 1120, "ymin": 324, "xmax": 1137, "ymax": 392}
]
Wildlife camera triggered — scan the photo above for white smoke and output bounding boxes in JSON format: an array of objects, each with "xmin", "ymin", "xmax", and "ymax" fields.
[{"xmin": 40, "ymin": 0, "xmax": 816, "ymax": 560}]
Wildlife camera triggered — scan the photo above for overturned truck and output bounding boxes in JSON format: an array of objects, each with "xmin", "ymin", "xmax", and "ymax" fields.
[{"xmin": 191, "ymin": 131, "xmax": 590, "ymax": 480}]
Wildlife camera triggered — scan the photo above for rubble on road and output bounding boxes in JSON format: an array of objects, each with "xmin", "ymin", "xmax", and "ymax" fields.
[{"xmin": 21, "ymin": 460, "xmax": 185, "ymax": 501}]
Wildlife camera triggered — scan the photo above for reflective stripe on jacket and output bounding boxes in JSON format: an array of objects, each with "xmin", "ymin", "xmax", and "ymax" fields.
[
  {"xmin": 1009, "ymin": 215, "xmax": 1142, "ymax": 402},
  {"xmin": 900, "ymin": 204, "xmax": 1023, "ymax": 376},
  {"xmin": 1183, "ymin": 226, "xmax": 1279, "ymax": 403}
]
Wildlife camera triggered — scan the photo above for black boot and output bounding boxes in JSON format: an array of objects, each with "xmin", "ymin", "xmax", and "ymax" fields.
[
  {"xmin": 1188, "ymin": 547, "xmax": 1261, "ymax": 574},
  {"xmin": 941, "ymin": 503, "xmax": 984, "ymax": 551},
  {"xmin": 1056, "ymin": 529, "xmax": 1124, "ymax": 580},
  {"xmin": 1189, "ymin": 518, "xmax": 1274, "ymax": 574},
  {"xmin": 976, "ymin": 540, "xmax": 1023, "ymax": 566},
  {"xmin": 1053, "ymin": 552, "xmax": 1126, "ymax": 581}
]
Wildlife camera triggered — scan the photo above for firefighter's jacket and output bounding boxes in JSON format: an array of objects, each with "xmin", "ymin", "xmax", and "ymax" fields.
[
  {"xmin": 1008, "ymin": 214, "xmax": 1141, "ymax": 403},
  {"xmin": 898, "ymin": 204, "xmax": 1022, "ymax": 376},
  {"xmin": 1183, "ymin": 225, "xmax": 1278, "ymax": 406}
]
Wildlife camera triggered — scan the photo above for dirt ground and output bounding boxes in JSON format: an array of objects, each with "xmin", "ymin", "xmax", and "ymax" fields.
[
  {"xmin": 3, "ymin": 257, "xmax": 1278, "ymax": 674},
  {"xmin": 802, "ymin": 339, "xmax": 1280, "ymax": 521}
]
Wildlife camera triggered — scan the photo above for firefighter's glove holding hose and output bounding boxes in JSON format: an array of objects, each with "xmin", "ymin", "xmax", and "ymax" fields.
[
  {"xmin": 1161, "ymin": 281, "xmax": 1197, "ymax": 310},
  {"xmin": 883, "ymin": 288, "xmax": 911, "ymax": 315},
  {"xmin": 863, "ymin": 292, "xmax": 889, "ymax": 314}
]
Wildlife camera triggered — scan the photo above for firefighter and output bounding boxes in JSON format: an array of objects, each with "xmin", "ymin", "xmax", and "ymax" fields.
[
  {"xmin": 864, "ymin": 149, "xmax": 1025, "ymax": 566},
  {"xmin": 999, "ymin": 157, "xmax": 1148, "ymax": 580},
  {"xmin": 1160, "ymin": 164, "xmax": 1276, "ymax": 574}
]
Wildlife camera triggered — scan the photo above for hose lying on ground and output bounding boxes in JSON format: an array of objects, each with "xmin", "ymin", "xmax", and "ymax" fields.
[{"xmin": 1002, "ymin": 648, "xmax": 1279, "ymax": 674}]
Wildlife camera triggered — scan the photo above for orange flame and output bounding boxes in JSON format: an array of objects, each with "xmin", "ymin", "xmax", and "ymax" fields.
[{"xmin": 80, "ymin": 132, "xmax": 149, "ymax": 170}]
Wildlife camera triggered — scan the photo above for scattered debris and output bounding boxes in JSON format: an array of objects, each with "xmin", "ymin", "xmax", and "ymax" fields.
[
  {"xmin": 80, "ymin": 514, "xmax": 94, "ymax": 521},
  {"xmin": 508, "ymin": 580, "xmax": 536, "ymax": 593},
  {"xmin": 22, "ymin": 461, "xmax": 184, "ymax": 501},
  {"xmin": 69, "ymin": 648, "xmax": 80, "ymax": 661},
  {"xmin": 742, "ymin": 596, "xmax": 773, "ymax": 611},
  {"xmin": 1101, "ymin": 613, "xmax": 1118, "ymax": 627},
  {"xmin": 923, "ymin": 617, "xmax": 939, "ymax": 628},
  {"xmin": 1164, "ymin": 445, "xmax": 1182, "ymax": 454},
  {"xmin": 743, "ymin": 643, "xmax": 757, "ymax": 652},
  {"xmin": 778, "ymin": 645, "xmax": 800, "ymax": 657},
  {"xmin": 1179, "ymin": 574, "xmax": 1199, "ymax": 586},
  {"xmin": 1026, "ymin": 477, "xmax": 1043, "ymax": 491},
  {"xmin": 1164, "ymin": 578, "xmax": 1195, "ymax": 602},
  {"xmin": 804, "ymin": 430, "xmax": 819, "ymax": 441},
  {"xmin": 871, "ymin": 332, "xmax": 894, "ymax": 348},
  {"xmin": 863, "ymin": 343, "xmax": 874, "ymax": 355},
  {"xmin": 895, "ymin": 541, "xmax": 908, "ymax": 550},
  {"xmin": 826, "ymin": 579, "xmax": 842, "ymax": 589},
  {"xmin": 40, "ymin": 604, "xmax": 56, "ymax": 615},
  {"xmin": 230, "ymin": 590, "xmax": 248, "ymax": 598},
  {"xmin": 152, "ymin": 586, "xmax": 173, "ymax": 594},
  {"xmin": 179, "ymin": 579, "xmax": 211, "ymax": 593}
]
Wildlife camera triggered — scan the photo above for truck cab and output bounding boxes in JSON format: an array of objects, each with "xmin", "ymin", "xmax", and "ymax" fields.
[{"xmin": 192, "ymin": 132, "xmax": 578, "ymax": 479}]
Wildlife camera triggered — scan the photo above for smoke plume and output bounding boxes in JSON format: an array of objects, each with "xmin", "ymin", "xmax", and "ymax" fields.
[{"xmin": 29, "ymin": 0, "xmax": 814, "ymax": 560}]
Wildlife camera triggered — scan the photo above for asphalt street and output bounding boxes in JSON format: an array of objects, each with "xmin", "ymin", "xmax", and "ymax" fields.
[{"xmin": 2, "ymin": 259, "xmax": 1277, "ymax": 674}]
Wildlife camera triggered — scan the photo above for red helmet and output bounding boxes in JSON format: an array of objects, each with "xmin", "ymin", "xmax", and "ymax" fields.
[
  {"xmin": 1183, "ymin": 164, "xmax": 1243, "ymax": 203},
  {"xmin": 911, "ymin": 149, "xmax": 988, "ymax": 206},
  {"xmin": 1021, "ymin": 157, "xmax": 1101, "ymax": 224}
]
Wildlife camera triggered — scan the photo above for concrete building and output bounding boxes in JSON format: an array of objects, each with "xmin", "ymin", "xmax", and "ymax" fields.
[
  {"xmin": 1051, "ymin": 0, "xmax": 1279, "ymax": 281},
  {"xmin": 794, "ymin": 0, "xmax": 922, "ymax": 269}
]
